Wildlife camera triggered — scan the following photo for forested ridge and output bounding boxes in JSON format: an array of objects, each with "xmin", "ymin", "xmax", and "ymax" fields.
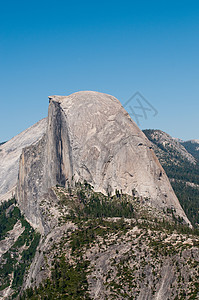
[
  {"xmin": 182, "ymin": 141, "xmax": 199, "ymax": 161},
  {"xmin": 143, "ymin": 129, "xmax": 199, "ymax": 227}
]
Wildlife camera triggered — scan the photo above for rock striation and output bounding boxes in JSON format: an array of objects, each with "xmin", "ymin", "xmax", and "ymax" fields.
[
  {"xmin": 16, "ymin": 91, "xmax": 191, "ymax": 228},
  {"xmin": 0, "ymin": 118, "xmax": 47, "ymax": 202}
]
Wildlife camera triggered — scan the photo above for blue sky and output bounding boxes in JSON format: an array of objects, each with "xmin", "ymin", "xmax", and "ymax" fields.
[{"xmin": 1, "ymin": 0, "xmax": 199, "ymax": 142}]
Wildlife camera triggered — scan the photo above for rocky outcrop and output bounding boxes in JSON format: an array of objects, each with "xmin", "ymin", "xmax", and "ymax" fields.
[
  {"xmin": 16, "ymin": 91, "xmax": 191, "ymax": 228},
  {"xmin": 0, "ymin": 118, "xmax": 47, "ymax": 202}
]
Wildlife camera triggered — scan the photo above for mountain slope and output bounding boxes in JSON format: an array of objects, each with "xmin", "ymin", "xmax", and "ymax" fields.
[
  {"xmin": 0, "ymin": 184, "xmax": 197, "ymax": 299},
  {"xmin": 143, "ymin": 129, "xmax": 199, "ymax": 227},
  {"xmin": 16, "ymin": 183, "xmax": 199, "ymax": 299}
]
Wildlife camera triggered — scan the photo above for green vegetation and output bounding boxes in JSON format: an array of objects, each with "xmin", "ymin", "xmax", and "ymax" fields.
[
  {"xmin": 182, "ymin": 141, "xmax": 199, "ymax": 161},
  {"xmin": 70, "ymin": 218, "xmax": 129, "ymax": 254},
  {"xmin": 143, "ymin": 129, "xmax": 199, "ymax": 227},
  {"xmin": 1, "ymin": 182, "xmax": 198, "ymax": 299},
  {"xmin": 162, "ymin": 163, "xmax": 199, "ymax": 228},
  {"xmin": 172, "ymin": 181, "xmax": 199, "ymax": 228},
  {"xmin": 0, "ymin": 199, "xmax": 40, "ymax": 296},
  {"xmin": 0, "ymin": 197, "xmax": 18, "ymax": 240},
  {"xmin": 12, "ymin": 232, "xmax": 40, "ymax": 289},
  {"xmin": 20, "ymin": 182, "xmax": 199, "ymax": 300},
  {"xmin": 20, "ymin": 255, "xmax": 90, "ymax": 300},
  {"xmin": 55, "ymin": 182, "xmax": 135, "ymax": 223},
  {"xmin": 78, "ymin": 193, "xmax": 134, "ymax": 219},
  {"xmin": 56, "ymin": 181, "xmax": 198, "ymax": 236}
]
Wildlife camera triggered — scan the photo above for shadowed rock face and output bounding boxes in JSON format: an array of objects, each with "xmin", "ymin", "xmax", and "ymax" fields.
[
  {"xmin": 0, "ymin": 118, "xmax": 47, "ymax": 202},
  {"xmin": 16, "ymin": 91, "xmax": 191, "ymax": 228}
]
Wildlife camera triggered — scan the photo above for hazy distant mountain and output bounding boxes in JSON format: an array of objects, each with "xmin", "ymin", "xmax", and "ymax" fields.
[{"xmin": 181, "ymin": 139, "xmax": 199, "ymax": 161}]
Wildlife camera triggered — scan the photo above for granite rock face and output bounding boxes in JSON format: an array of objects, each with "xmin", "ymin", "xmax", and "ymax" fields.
[
  {"xmin": 16, "ymin": 91, "xmax": 191, "ymax": 228},
  {"xmin": 0, "ymin": 118, "xmax": 47, "ymax": 202}
]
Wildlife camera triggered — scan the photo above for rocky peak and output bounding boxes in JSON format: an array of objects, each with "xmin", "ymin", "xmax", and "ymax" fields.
[{"xmin": 16, "ymin": 91, "xmax": 191, "ymax": 229}]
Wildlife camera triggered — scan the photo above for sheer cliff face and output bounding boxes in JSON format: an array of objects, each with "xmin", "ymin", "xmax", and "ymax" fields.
[
  {"xmin": 0, "ymin": 118, "xmax": 47, "ymax": 203},
  {"xmin": 16, "ymin": 91, "xmax": 191, "ymax": 228}
]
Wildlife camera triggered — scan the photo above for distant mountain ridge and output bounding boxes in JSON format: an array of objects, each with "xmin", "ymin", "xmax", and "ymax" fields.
[
  {"xmin": 143, "ymin": 129, "xmax": 196, "ymax": 165},
  {"xmin": 181, "ymin": 139, "xmax": 199, "ymax": 161}
]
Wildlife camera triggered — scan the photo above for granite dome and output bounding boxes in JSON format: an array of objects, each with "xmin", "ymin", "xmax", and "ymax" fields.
[{"xmin": 16, "ymin": 91, "xmax": 191, "ymax": 228}]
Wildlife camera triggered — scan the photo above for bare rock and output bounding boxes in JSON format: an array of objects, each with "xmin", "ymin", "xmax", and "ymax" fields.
[
  {"xmin": 0, "ymin": 118, "xmax": 47, "ymax": 202},
  {"xmin": 16, "ymin": 91, "xmax": 191, "ymax": 228}
]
